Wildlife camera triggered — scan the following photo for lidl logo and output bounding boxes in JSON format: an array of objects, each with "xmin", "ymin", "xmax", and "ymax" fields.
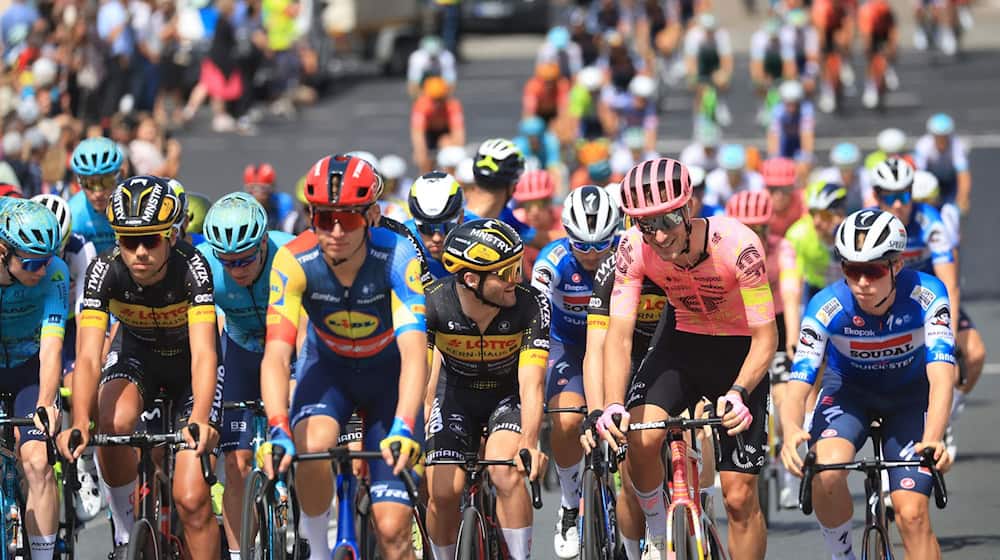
[{"xmin": 324, "ymin": 310, "xmax": 380, "ymax": 338}]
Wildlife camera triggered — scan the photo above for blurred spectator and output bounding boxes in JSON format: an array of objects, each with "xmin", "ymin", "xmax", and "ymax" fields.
[
  {"xmin": 1, "ymin": 0, "xmax": 40, "ymax": 64},
  {"xmin": 182, "ymin": 0, "xmax": 247, "ymax": 133},
  {"xmin": 407, "ymin": 36, "xmax": 456, "ymax": 99},
  {"xmin": 434, "ymin": 0, "xmax": 462, "ymax": 59},
  {"xmin": 97, "ymin": 0, "xmax": 137, "ymax": 120},
  {"xmin": 263, "ymin": 0, "xmax": 302, "ymax": 116},
  {"xmin": 128, "ymin": 113, "xmax": 181, "ymax": 175},
  {"xmin": 2, "ymin": 131, "xmax": 38, "ymax": 196},
  {"xmin": 244, "ymin": 162, "xmax": 295, "ymax": 230}
]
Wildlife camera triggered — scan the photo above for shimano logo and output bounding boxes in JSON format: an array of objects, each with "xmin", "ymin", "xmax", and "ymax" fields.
[
  {"xmin": 310, "ymin": 292, "xmax": 338, "ymax": 302},
  {"xmin": 844, "ymin": 327, "xmax": 875, "ymax": 336}
]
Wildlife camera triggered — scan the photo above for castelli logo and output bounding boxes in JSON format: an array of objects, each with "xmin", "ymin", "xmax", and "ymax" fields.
[{"xmin": 853, "ymin": 315, "xmax": 865, "ymax": 327}]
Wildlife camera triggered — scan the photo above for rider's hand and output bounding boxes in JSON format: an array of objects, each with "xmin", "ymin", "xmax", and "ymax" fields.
[
  {"xmin": 380, "ymin": 416, "xmax": 421, "ymax": 475},
  {"xmin": 915, "ymin": 440, "xmax": 953, "ymax": 473},
  {"xmin": 596, "ymin": 404, "xmax": 630, "ymax": 452},
  {"xmin": 718, "ymin": 392, "xmax": 753, "ymax": 436},
  {"xmin": 184, "ymin": 421, "xmax": 218, "ymax": 455},
  {"xmin": 34, "ymin": 404, "xmax": 60, "ymax": 438},
  {"xmin": 56, "ymin": 423, "xmax": 90, "ymax": 461},
  {"xmin": 264, "ymin": 416, "xmax": 296, "ymax": 478},
  {"xmin": 780, "ymin": 426, "xmax": 811, "ymax": 477},
  {"xmin": 579, "ymin": 408, "xmax": 603, "ymax": 453},
  {"xmin": 515, "ymin": 445, "xmax": 547, "ymax": 482}
]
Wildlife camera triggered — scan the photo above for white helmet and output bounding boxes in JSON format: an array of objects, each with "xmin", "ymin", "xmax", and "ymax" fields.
[
  {"xmin": 687, "ymin": 165, "xmax": 707, "ymax": 189},
  {"xmin": 32, "ymin": 58, "xmax": 58, "ymax": 89},
  {"xmin": 455, "ymin": 158, "xmax": 476, "ymax": 185},
  {"xmin": 31, "ymin": 193, "xmax": 71, "ymax": 247},
  {"xmin": 604, "ymin": 182, "xmax": 622, "ymax": 208},
  {"xmin": 870, "ymin": 158, "xmax": 915, "ymax": 192},
  {"xmin": 578, "ymin": 66, "xmax": 604, "ymax": 91},
  {"xmin": 835, "ymin": 209, "xmax": 907, "ymax": 263},
  {"xmin": 437, "ymin": 145, "xmax": 467, "ymax": 169},
  {"xmin": 562, "ymin": 185, "xmax": 621, "ymax": 244},
  {"xmin": 629, "ymin": 75, "xmax": 656, "ymax": 98},
  {"xmin": 912, "ymin": 170, "xmax": 940, "ymax": 203},
  {"xmin": 876, "ymin": 128, "xmax": 906, "ymax": 154},
  {"xmin": 378, "ymin": 154, "xmax": 407, "ymax": 180},
  {"xmin": 779, "ymin": 80, "xmax": 804, "ymax": 103}
]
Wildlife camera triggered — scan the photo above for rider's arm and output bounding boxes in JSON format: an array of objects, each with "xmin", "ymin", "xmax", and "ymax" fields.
[
  {"xmin": 801, "ymin": 103, "xmax": 816, "ymax": 157},
  {"xmin": 779, "ymin": 27, "xmax": 799, "ymax": 79},
  {"xmin": 717, "ymin": 29, "xmax": 734, "ymax": 82},
  {"xmin": 597, "ymin": 88, "xmax": 618, "ymax": 136},
  {"xmin": 262, "ymin": 246, "xmax": 305, "ymax": 422},
  {"xmin": 954, "ymin": 140, "xmax": 972, "ymax": 213},
  {"xmin": 522, "ymin": 79, "xmax": 539, "ymax": 118},
  {"xmin": 781, "ymin": 302, "xmax": 831, "ymax": 433},
  {"xmin": 779, "ymin": 238, "xmax": 803, "ymax": 355},
  {"xmin": 70, "ymin": 257, "xmax": 115, "ymax": 439},
  {"xmin": 518, "ymin": 287, "xmax": 552, "ymax": 450},
  {"xmin": 582, "ymin": 254, "xmax": 614, "ymax": 412},
  {"xmin": 922, "ymin": 288, "xmax": 957, "ymax": 448},
  {"xmin": 388, "ymin": 253, "xmax": 429, "ymax": 426},
  {"xmin": 731, "ymin": 229, "xmax": 778, "ymax": 394},
  {"xmin": 927, "ymin": 216, "xmax": 961, "ymax": 334},
  {"xmin": 186, "ymin": 253, "xmax": 220, "ymax": 437},
  {"xmin": 37, "ymin": 261, "xmax": 69, "ymax": 428},
  {"xmin": 410, "ymin": 99, "xmax": 429, "ymax": 163},
  {"xmin": 447, "ymin": 99, "xmax": 466, "ymax": 147},
  {"xmin": 603, "ymin": 236, "xmax": 643, "ymax": 406}
]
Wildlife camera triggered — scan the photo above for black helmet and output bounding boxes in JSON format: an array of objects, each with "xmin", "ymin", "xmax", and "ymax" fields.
[
  {"xmin": 472, "ymin": 138, "xmax": 524, "ymax": 190},
  {"xmin": 442, "ymin": 218, "xmax": 524, "ymax": 276},
  {"xmin": 107, "ymin": 175, "xmax": 184, "ymax": 235},
  {"xmin": 409, "ymin": 171, "xmax": 464, "ymax": 223}
]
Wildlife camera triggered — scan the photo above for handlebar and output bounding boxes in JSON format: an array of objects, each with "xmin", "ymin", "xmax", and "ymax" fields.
[
  {"xmin": 289, "ymin": 445, "xmax": 422, "ymax": 506},
  {"xmin": 187, "ymin": 424, "xmax": 217, "ymax": 485},
  {"xmin": 222, "ymin": 400, "xmax": 265, "ymax": 413},
  {"xmin": 425, "ymin": 448, "xmax": 544, "ymax": 510},
  {"xmin": 90, "ymin": 427, "xmax": 216, "ymax": 485},
  {"xmin": 627, "ymin": 403, "xmax": 748, "ymax": 466}
]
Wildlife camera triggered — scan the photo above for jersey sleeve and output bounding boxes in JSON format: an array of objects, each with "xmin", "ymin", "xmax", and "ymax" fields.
[
  {"xmin": 921, "ymin": 207, "xmax": 956, "ymax": 265},
  {"xmin": 587, "ymin": 252, "xmax": 616, "ymax": 331},
  {"xmin": 266, "ymin": 246, "xmax": 306, "ymax": 345},
  {"xmin": 185, "ymin": 248, "xmax": 217, "ymax": 325},
  {"xmin": 731, "ymin": 224, "xmax": 776, "ymax": 327},
  {"xmin": 921, "ymin": 278, "xmax": 956, "ymax": 366},
  {"xmin": 381, "ymin": 218, "xmax": 434, "ymax": 287},
  {"xmin": 519, "ymin": 286, "xmax": 551, "ymax": 370},
  {"xmin": 388, "ymin": 239, "xmax": 427, "ymax": 337},
  {"xmin": 777, "ymin": 237, "xmax": 801, "ymax": 296},
  {"xmin": 530, "ymin": 244, "xmax": 561, "ymax": 302},
  {"xmin": 447, "ymin": 99, "xmax": 465, "ymax": 132},
  {"xmin": 952, "ymin": 139, "xmax": 969, "ymax": 172},
  {"xmin": 69, "ymin": 240, "xmax": 97, "ymax": 316},
  {"xmin": 609, "ymin": 231, "xmax": 645, "ymax": 319},
  {"xmin": 789, "ymin": 293, "xmax": 832, "ymax": 384},
  {"xmin": 40, "ymin": 258, "xmax": 70, "ymax": 340},
  {"xmin": 78, "ymin": 254, "xmax": 114, "ymax": 332}
]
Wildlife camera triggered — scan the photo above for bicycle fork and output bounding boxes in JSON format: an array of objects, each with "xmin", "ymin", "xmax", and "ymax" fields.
[{"xmin": 333, "ymin": 472, "xmax": 360, "ymax": 557}]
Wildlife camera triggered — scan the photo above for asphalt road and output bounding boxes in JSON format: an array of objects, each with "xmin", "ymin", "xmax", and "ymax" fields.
[{"xmin": 72, "ymin": 25, "xmax": 1000, "ymax": 560}]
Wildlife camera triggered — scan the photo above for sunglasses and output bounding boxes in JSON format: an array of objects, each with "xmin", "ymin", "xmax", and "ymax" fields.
[
  {"xmin": 571, "ymin": 239, "xmax": 614, "ymax": 253},
  {"xmin": 876, "ymin": 189, "xmax": 912, "ymax": 205},
  {"xmin": 79, "ymin": 173, "xmax": 119, "ymax": 193},
  {"xmin": 17, "ymin": 254, "xmax": 52, "ymax": 272},
  {"xmin": 416, "ymin": 220, "xmax": 460, "ymax": 237},
  {"xmin": 216, "ymin": 247, "xmax": 260, "ymax": 268},
  {"xmin": 311, "ymin": 207, "xmax": 369, "ymax": 232},
  {"xmin": 810, "ymin": 209, "xmax": 842, "ymax": 221},
  {"xmin": 519, "ymin": 200, "xmax": 550, "ymax": 211},
  {"xmin": 492, "ymin": 260, "xmax": 523, "ymax": 283},
  {"xmin": 118, "ymin": 233, "xmax": 167, "ymax": 251},
  {"xmin": 841, "ymin": 261, "xmax": 891, "ymax": 281},
  {"xmin": 635, "ymin": 208, "xmax": 686, "ymax": 235}
]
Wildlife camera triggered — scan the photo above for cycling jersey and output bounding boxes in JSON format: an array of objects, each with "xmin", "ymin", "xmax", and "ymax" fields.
[
  {"xmin": 197, "ymin": 230, "xmax": 294, "ymax": 353},
  {"xmin": 611, "ymin": 218, "xmax": 775, "ymax": 337},
  {"xmin": 380, "ymin": 215, "xmax": 434, "ymax": 287},
  {"xmin": 700, "ymin": 202, "xmax": 725, "ymax": 218},
  {"xmin": 0, "ymin": 256, "xmax": 69, "ymax": 368},
  {"xmin": 769, "ymin": 102, "xmax": 815, "ymax": 160},
  {"xmin": 896, "ymin": 202, "xmax": 954, "ymax": 274},
  {"xmin": 64, "ymin": 233, "xmax": 97, "ymax": 318},
  {"xmin": 913, "ymin": 135, "xmax": 969, "ymax": 203},
  {"xmin": 531, "ymin": 237, "xmax": 601, "ymax": 347},
  {"xmin": 79, "ymin": 240, "xmax": 217, "ymax": 357},
  {"xmin": 407, "ymin": 48, "xmax": 457, "ymax": 88},
  {"xmin": 703, "ymin": 169, "xmax": 765, "ymax": 207},
  {"xmin": 522, "ymin": 76, "xmax": 570, "ymax": 122},
  {"xmin": 785, "ymin": 214, "xmax": 841, "ymax": 291},
  {"xmin": 750, "ymin": 31, "xmax": 784, "ymax": 82},
  {"xmin": 411, "ymin": 95, "xmax": 464, "ymax": 135},
  {"xmin": 790, "ymin": 268, "xmax": 955, "ymax": 392},
  {"xmin": 69, "ymin": 192, "xmax": 116, "ymax": 254},
  {"xmin": 858, "ymin": 1, "xmax": 894, "ymax": 43},
  {"xmin": 403, "ymin": 209, "xmax": 478, "ymax": 281},
  {"xmin": 514, "ymin": 132, "xmax": 562, "ymax": 171},
  {"xmin": 766, "ymin": 234, "xmax": 798, "ymax": 316},
  {"xmin": 683, "ymin": 27, "xmax": 733, "ymax": 80},
  {"xmin": 425, "ymin": 275, "xmax": 549, "ymax": 391},
  {"xmin": 816, "ymin": 166, "xmax": 870, "ymax": 212},
  {"xmin": 600, "ymin": 86, "xmax": 658, "ymax": 132},
  {"xmin": 587, "ymin": 250, "xmax": 667, "ymax": 364},
  {"xmin": 263, "ymin": 192, "xmax": 295, "ymax": 233},
  {"xmin": 780, "ymin": 25, "xmax": 820, "ymax": 76}
]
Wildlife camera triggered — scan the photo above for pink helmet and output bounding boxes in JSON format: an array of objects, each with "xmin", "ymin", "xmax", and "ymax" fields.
[
  {"xmin": 513, "ymin": 169, "xmax": 555, "ymax": 202},
  {"xmin": 761, "ymin": 157, "xmax": 797, "ymax": 187},
  {"xmin": 726, "ymin": 190, "xmax": 773, "ymax": 225},
  {"xmin": 620, "ymin": 158, "xmax": 691, "ymax": 217}
]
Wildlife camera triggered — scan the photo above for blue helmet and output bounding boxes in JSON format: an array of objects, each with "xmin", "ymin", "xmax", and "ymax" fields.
[
  {"xmin": 71, "ymin": 137, "xmax": 122, "ymax": 176},
  {"xmin": 927, "ymin": 113, "xmax": 954, "ymax": 136},
  {"xmin": 0, "ymin": 199, "xmax": 62, "ymax": 256},
  {"xmin": 587, "ymin": 160, "xmax": 612, "ymax": 183},
  {"xmin": 719, "ymin": 144, "xmax": 746, "ymax": 170},
  {"xmin": 830, "ymin": 142, "xmax": 861, "ymax": 167},
  {"xmin": 547, "ymin": 26, "xmax": 570, "ymax": 49},
  {"xmin": 202, "ymin": 192, "xmax": 268, "ymax": 255}
]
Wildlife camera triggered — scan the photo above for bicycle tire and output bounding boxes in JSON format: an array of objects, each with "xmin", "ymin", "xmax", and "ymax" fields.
[
  {"xmin": 16, "ymin": 485, "xmax": 30, "ymax": 560},
  {"xmin": 703, "ymin": 518, "xmax": 728, "ymax": 560},
  {"xmin": 863, "ymin": 525, "xmax": 892, "ymax": 560},
  {"xmin": 669, "ymin": 505, "xmax": 696, "ymax": 560},
  {"xmin": 580, "ymin": 469, "xmax": 606, "ymax": 560},
  {"xmin": 456, "ymin": 506, "xmax": 486, "ymax": 560},
  {"xmin": 125, "ymin": 519, "xmax": 159, "ymax": 560},
  {"xmin": 239, "ymin": 470, "xmax": 270, "ymax": 560}
]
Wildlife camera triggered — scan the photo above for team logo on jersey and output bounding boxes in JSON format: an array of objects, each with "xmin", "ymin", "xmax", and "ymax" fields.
[
  {"xmin": 736, "ymin": 246, "xmax": 765, "ymax": 280},
  {"xmin": 50, "ymin": 270, "xmax": 65, "ymax": 282},
  {"xmin": 636, "ymin": 294, "xmax": 666, "ymax": 323},
  {"xmin": 404, "ymin": 259, "xmax": 423, "ymax": 293},
  {"xmin": 930, "ymin": 304, "xmax": 951, "ymax": 327},
  {"xmin": 852, "ymin": 315, "xmax": 865, "ymax": 327},
  {"xmin": 815, "ymin": 297, "xmax": 843, "ymax": 327},
  {"xmin": 271, "ymin": 270, "xmax": 288, "ymax": 306},
  {"xmin": 324, "ymin": 310, "xmax": 380, "ymax": 338},
  {"xmin": 571, "ymin": 272, "xmax": 581, "ymax": 283},
  {"xmin": 799, "ymin": 326, "xmax": 820, "ymax": 348},
  {"xmin": 848, "ymin": 333, "xmax": 914, "ymax": 359},
  {"xmin": 909, "ymin": 285, "xmax": 935, "ymax": 310},
  {"xmin": 533, "ymin": 267, "xmax": 553, "ymax": 287}
]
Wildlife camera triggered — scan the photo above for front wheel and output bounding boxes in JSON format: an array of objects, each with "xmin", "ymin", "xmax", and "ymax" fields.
[
  {"xmin": 125, "ymin": 519, "xmax": 159, "ymax": 560},
  {"xmin": 456, "ymin": 506, "xmax": 486, "ymax": 560},
  {"xmin": 863, "ymin": 525, "xmax": 893, "ymax": 560},
  {"xmin": 240, "ymin": 470, "xmax": 274, "ymax": 560},
  {"xmin": 581, "ymin": 469, "xmax": 607, "ymax": 560},
  {"xmin": 669, "ymin": 505, "xmax": 696, "ymax": 560}
]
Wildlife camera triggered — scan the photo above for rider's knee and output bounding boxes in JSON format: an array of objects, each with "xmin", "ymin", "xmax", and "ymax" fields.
[
  {"xmin": 373, "ymin": 509, "xmax": 411, "ymax": 547},
  {"xmin": 893, "ymin": 499, "xmax": 931, "ymax": 535},
  {"xmin": 98, "ymin": 405, "xmax": 136, "ymax": 435},
  {"xmin": 814, "ymin": 469, "xmax": 849, "ymax": 493},
  {"xmin": 488, "ymin": 465, "xmax": 522, "ymax": 496},
  {"xmin": 20, "ymin": 444, "xmax": 53, "ymax": 483},
  {"xmin": 722, "ymin": 476, "xmax": 759, "ymax": 520},
  {"xmin": 224, "ymin": 451, "xmax": 253, "ymax": 480},
  {"xmin": 174, "ymin": 482, "xmax": 212, "ymax": 522}
]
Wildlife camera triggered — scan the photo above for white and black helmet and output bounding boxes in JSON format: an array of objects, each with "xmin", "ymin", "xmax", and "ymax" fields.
[
  {"xmin": 409, "ymin": 171, "xmax": 464, "ymax": 223},
  {"xmin": 835, "ymin": 209, "xmax": 907, "ymax": 263},
  {"xmin": 473, "ymin": 138, "xmax": 525, "ymax": 190},
  {"xmin": 562, "ymin": 185, "xmax": 621, "ymax": 244},
  {"xmin": 870, "ymin": 157, "xmax": 915, "ymax": 192},
  {"xmin": 30, "ymin": 194, "xmax": 71, "ymax": 247}
]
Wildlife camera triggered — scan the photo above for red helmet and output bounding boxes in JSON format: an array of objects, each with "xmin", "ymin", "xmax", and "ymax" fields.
[
  {"xmin": 513, "ymin": 170, "xmax": 555, "ymax": 202},
  {"xmin": 726, "ymin": 190, "xmax": 773, "ymax": 225},
  {"xmin": 243, "ymin": 163, "xmax": 276, "ymax": 186},
  {"xmin": 621, "ymin": 158, "xmax": 691, "ymax": 217},
  {"xmin": 761, "ymin": 158, "xmax": 797, "ymax": 187},
  {"xmin": 0, "ymin": 184, "xmax": 23, "ymax": 198},
  {"xmin": 303, "ymin": 154, "xmax": 380, "ymax": 207}
]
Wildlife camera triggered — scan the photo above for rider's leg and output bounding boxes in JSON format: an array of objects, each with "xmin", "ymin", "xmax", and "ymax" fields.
[
  {"xmin": 221, "ymin": 450, "xmax": 253, "ymax": 558},
  {"xmin": 293, "ymin": 416, "xmax": 341, "ymax": 560},
  {"xmin": 371, "ymin": 502, "xmax": 417, "ymax": 560},
  {"xmin": 548, "ymin": 391, "xmax": 585, "ymax": 509},
  {"xmin": 545, "ymin": 343, "xmax": 585, "ymax": 558},
  {"xmin": 956, "ymin": 325, "xmax": 986, "ymax": 395},
  {"xmin": 17, "ymin": 379, "xmax": 58, "ymax": 560},
  {"xmin": 486, "ymin": 428, "xmax": 532, "ymax": 560},
  {"xmin": 425, "ymin": 463, "xmax": 463, "ymax": 558},
  {"xmin": 624, "ymin": 404, "xmax": 668, "ymax": 542},
  {"xmin": 617, "ymin": 462, "xmax": 645, "ymax": 560},
  {"xmin": 892, "ymin": 492, "xmax": 939, "ymax": 560},
  {"xmin": 812, "ymin": 438, "xmax": 859, "ymax": 560},
  {"xmin": 173, "ymin": 448, "xmax": 221, "ymax": 560},
  {"xmin": 96, "ymin": 378, "xmax": 143, "ymax": 545}
]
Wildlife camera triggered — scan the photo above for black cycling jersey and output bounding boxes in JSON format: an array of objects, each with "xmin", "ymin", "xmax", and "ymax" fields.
[
  {"xmin": 425, "ymin": 276, "xmax": 550, "ymax": 390},
  {"xmin": 379, "ymin": 216, "xmax": 434, "ymax": 287},
  {"xmin": 587, "ymin": 251, "xmax": 667, "ymax": 362}
]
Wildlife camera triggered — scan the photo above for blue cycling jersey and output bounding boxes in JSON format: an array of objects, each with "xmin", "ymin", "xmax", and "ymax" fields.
[
  {"xmin": 791, "ymin": 268, "xmax": 955, "ymax": 393},
  {"xmin": 531, "ymin": 237, "xmax": 603, "ymax": 346},
  {"xmin": 69, "ymin": 191, "xmax": 116, "ymax": 254},
  {"xmin": 264, "ymin": 192, "xmax": 295, "ymax": 232},
  {"xmin": 0, "ymin": 257, "xmax": 70, "ymax": 368},
  {"xmin": 514, "ymin": 133, "xmax": 562, "ymax": 170},
  {"xmin": 404, "ymin": 209, "xmax": 479, "ymax": 280},
  {"xmin": 769, "ymin": 102, "xmax": 815, "ymax": 160},
  {"xmin": 197, "ymin": 230, "xmax": 294, "ymax": 353},
  {"xmin": 498, "ymin": 205, "xmax": 536, "ymax": 244},
  {"xmin": 700, "ymin": 202, "xmax": 725, "ymax": 218},
  {"xmin": 897, "ymin": 202, "xmax": 955, "ymax": 274}
]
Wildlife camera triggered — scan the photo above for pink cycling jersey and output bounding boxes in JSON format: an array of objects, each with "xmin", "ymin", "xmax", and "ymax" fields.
[
  {"xmin": 610, "ymin": 216, "xmax": 776, "ymax": 337},
  {"xmin": 767, "ymin": 234, "xmax": 798, "ymax": 316}
]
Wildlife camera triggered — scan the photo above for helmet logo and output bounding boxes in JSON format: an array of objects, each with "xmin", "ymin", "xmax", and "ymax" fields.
[
  {"xmin": 467, "ymin": 243, "xmax": 500, "ymax": 263},
  {"xmin": 476, "ymin": 155, "xmax": 499, "ymax": 172},
  {"xmin": 584, "ymin": 191, "xmax": 599, "ymax": 213},
  {"xmin": 856, "ymin": 210, "xmax": 878, "ymax": 227}
]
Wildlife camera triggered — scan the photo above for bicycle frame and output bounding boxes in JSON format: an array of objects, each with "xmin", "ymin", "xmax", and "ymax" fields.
[{"xmin": 0, "ymin": 408, "xmax": 34, "ymax": 560}]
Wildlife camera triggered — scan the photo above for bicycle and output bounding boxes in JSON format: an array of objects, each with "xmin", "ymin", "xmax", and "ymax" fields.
[
  {"xmin": 83, "ymin": 392, "xmax": 215, "ymax": 560},
  {"xmin": 0, "ymin": 403, "xmax": 36, "ymax": 560},
  {"xmin": 570, "ymin": 409, "xmax": 627, "ymax": 560},
  {"xmin": 798, "ymin": 418, "xmax": 948, "ymax": 560},
  {"xmin": 627, "ymin": 404, "xmax": 748, "ymax": 560},
  {"xmin": 35, "ymin": 407, "xmax": 81, "ymax": 560},
  {"xmin": 425, "ymin": 449, "xmax": 542, "ymax": 560}
]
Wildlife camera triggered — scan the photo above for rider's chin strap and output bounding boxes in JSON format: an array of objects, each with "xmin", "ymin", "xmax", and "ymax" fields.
[
  {"xmin": 872, "ymin": 258, "xmax": 898, "ymax": 311},
  {"xmin": 679, "ymin": 208, "xmax": 693, "ymax": 256},
  {"xmin": 462, "ymin": 272, "xmax": 501, "ymax": 309}
]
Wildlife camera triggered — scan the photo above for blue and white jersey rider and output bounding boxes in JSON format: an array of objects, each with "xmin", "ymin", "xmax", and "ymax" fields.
[{"xmin": 68, "ymin": 137, "xmax": 122, "ymax": 254}]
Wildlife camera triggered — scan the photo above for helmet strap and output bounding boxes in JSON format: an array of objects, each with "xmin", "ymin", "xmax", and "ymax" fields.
[
  {"xmin": 679, "ymin": 209, "xmax": 693, "ymax": 255},
  {"xmin": 872, "ymin": 258, "xmax": 897, "ymax": 311},
  {"xmin": 330, "ymin": 227, "xmax": 369, "ymax": 267},
  {"xmin": 461, "ymin": 272, "xmax": 501, "ymax": 309}
]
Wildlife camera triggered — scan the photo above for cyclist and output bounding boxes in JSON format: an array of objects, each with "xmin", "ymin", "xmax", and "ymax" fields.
[
  {"xmin": 689, "ymin": 166, "xmax": 725, "ymax": 218},
  {"xmin": 817, "ymin": 142, "xmax": 869, "ymax": 211},
  {"xmin": 0, "ymin": 199, "xmax": 69, "ymax": 560},
  {"xmin": 261, "ymin": 154, "xmax": 426, "ymax": 560},
  {"xmin": 704, "ymin": 144, "xmax": 765, "ymax": 207},
  {"xmin": 597, "ymin": 158, "xmax": 776, "ymax": 560},
  {"xmin": 242, "ymin": 163, "xmax": 294, "ymax": 233},
  {"xmin": 781, "ymin": 209, "xmax": 955, "ymax": 560},
  {"xmin": 536, "ymin": 26, "xmax": 583, "ymax": 79},
  {"xmin": 435, "ymin": 145, "xmax": 467, "ymax": 178},
  {"xmin": 512, "ymin": 170, "xmax": 564, "ymax": 274},
  {"xmin": 405, "ymin": 171, "xmax": 472, "ymax": 280},
  {"xmin": 410, "ymin": 76, "xmax": 466, "ymax": 174},
  {"xmin": 68, "ymin": 137, "xmax": 122, "ymax": 254},
  {"xmin": 467, "ymin": 138, "xmax": 537, "ymax": 245},
  {"xmin": 786, "ymin": 181, "xmax": 848, "ymax": 299},
  {"xmin": 780, "ymin": 9, "xmax": 820, "ymax": 97},
  {"xmin": 423, "ymin": 219, "xmax": 548, "ymax": 560},
  {"xmin": 406, "ymin": 35, "xmax": 457, "ymax": 99},
  {"xmin": 378, "ymin": 154, "xmax": 412, "ymax": 210},
  {"xmin": 196, "ymin": 192, "xmax": 294, "ymax": 560},
  {"xmin": 59, "ymin": 176, "xmax": 222, "ymax": 560},
  {"xmin": 598, "ymin": 74, "xmax": 659, "ymax": 154},
  {"xmin": 513, "ymin": 116, "xmax": 564, "ymax": 190},
  {"xmin": 570, "ymin": 159, "xmax": 614, "ymax": 191},
  {"xmin": 530, "ymin": 186, "xmax": 620, "ymax": 559},
  {"xmin": 914, "ymin": 0, "xmax": 957, "ymax": 55},
  {"xmin": 679, "ymin": 121, "xmax": 722, "ymax": 172},
  {"xmin": 522, "ymin": 61, "xmax": 571, "ymax": 126},
  {"xmin": 749, "ymin": 17, "xmax": 786, "ymax": 125},
  {"xmin": 857, "ymin": 0, "xmax": 898, "ymax": 109},
  {"xmin": 767, "ymin": 80, "xmax": 815, "ymax": 170},
  {"xmin": 865, "ymin": 127, "xmax": 912, "ymax": 171},
  {"xmin": 812, "ymin": 0, "xmax": 856, "ymax": 113},
  {"xmin": 914, "ymin": 113, "xmax": 971, "ymax": 244},
  {"xmin": 684, "ymin": 13, "xmax": 734, "ymax": 126},
  {"xmin": 870, "ymin": 158, "xmax": 985, "ymax": 459},
  {"xmin": 568, "ymin": 66, "xmax": 608, "ymax": 140},
  {"xmin": 762, "ymin": 156, "xmax": 805, "ymax": 237}
]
